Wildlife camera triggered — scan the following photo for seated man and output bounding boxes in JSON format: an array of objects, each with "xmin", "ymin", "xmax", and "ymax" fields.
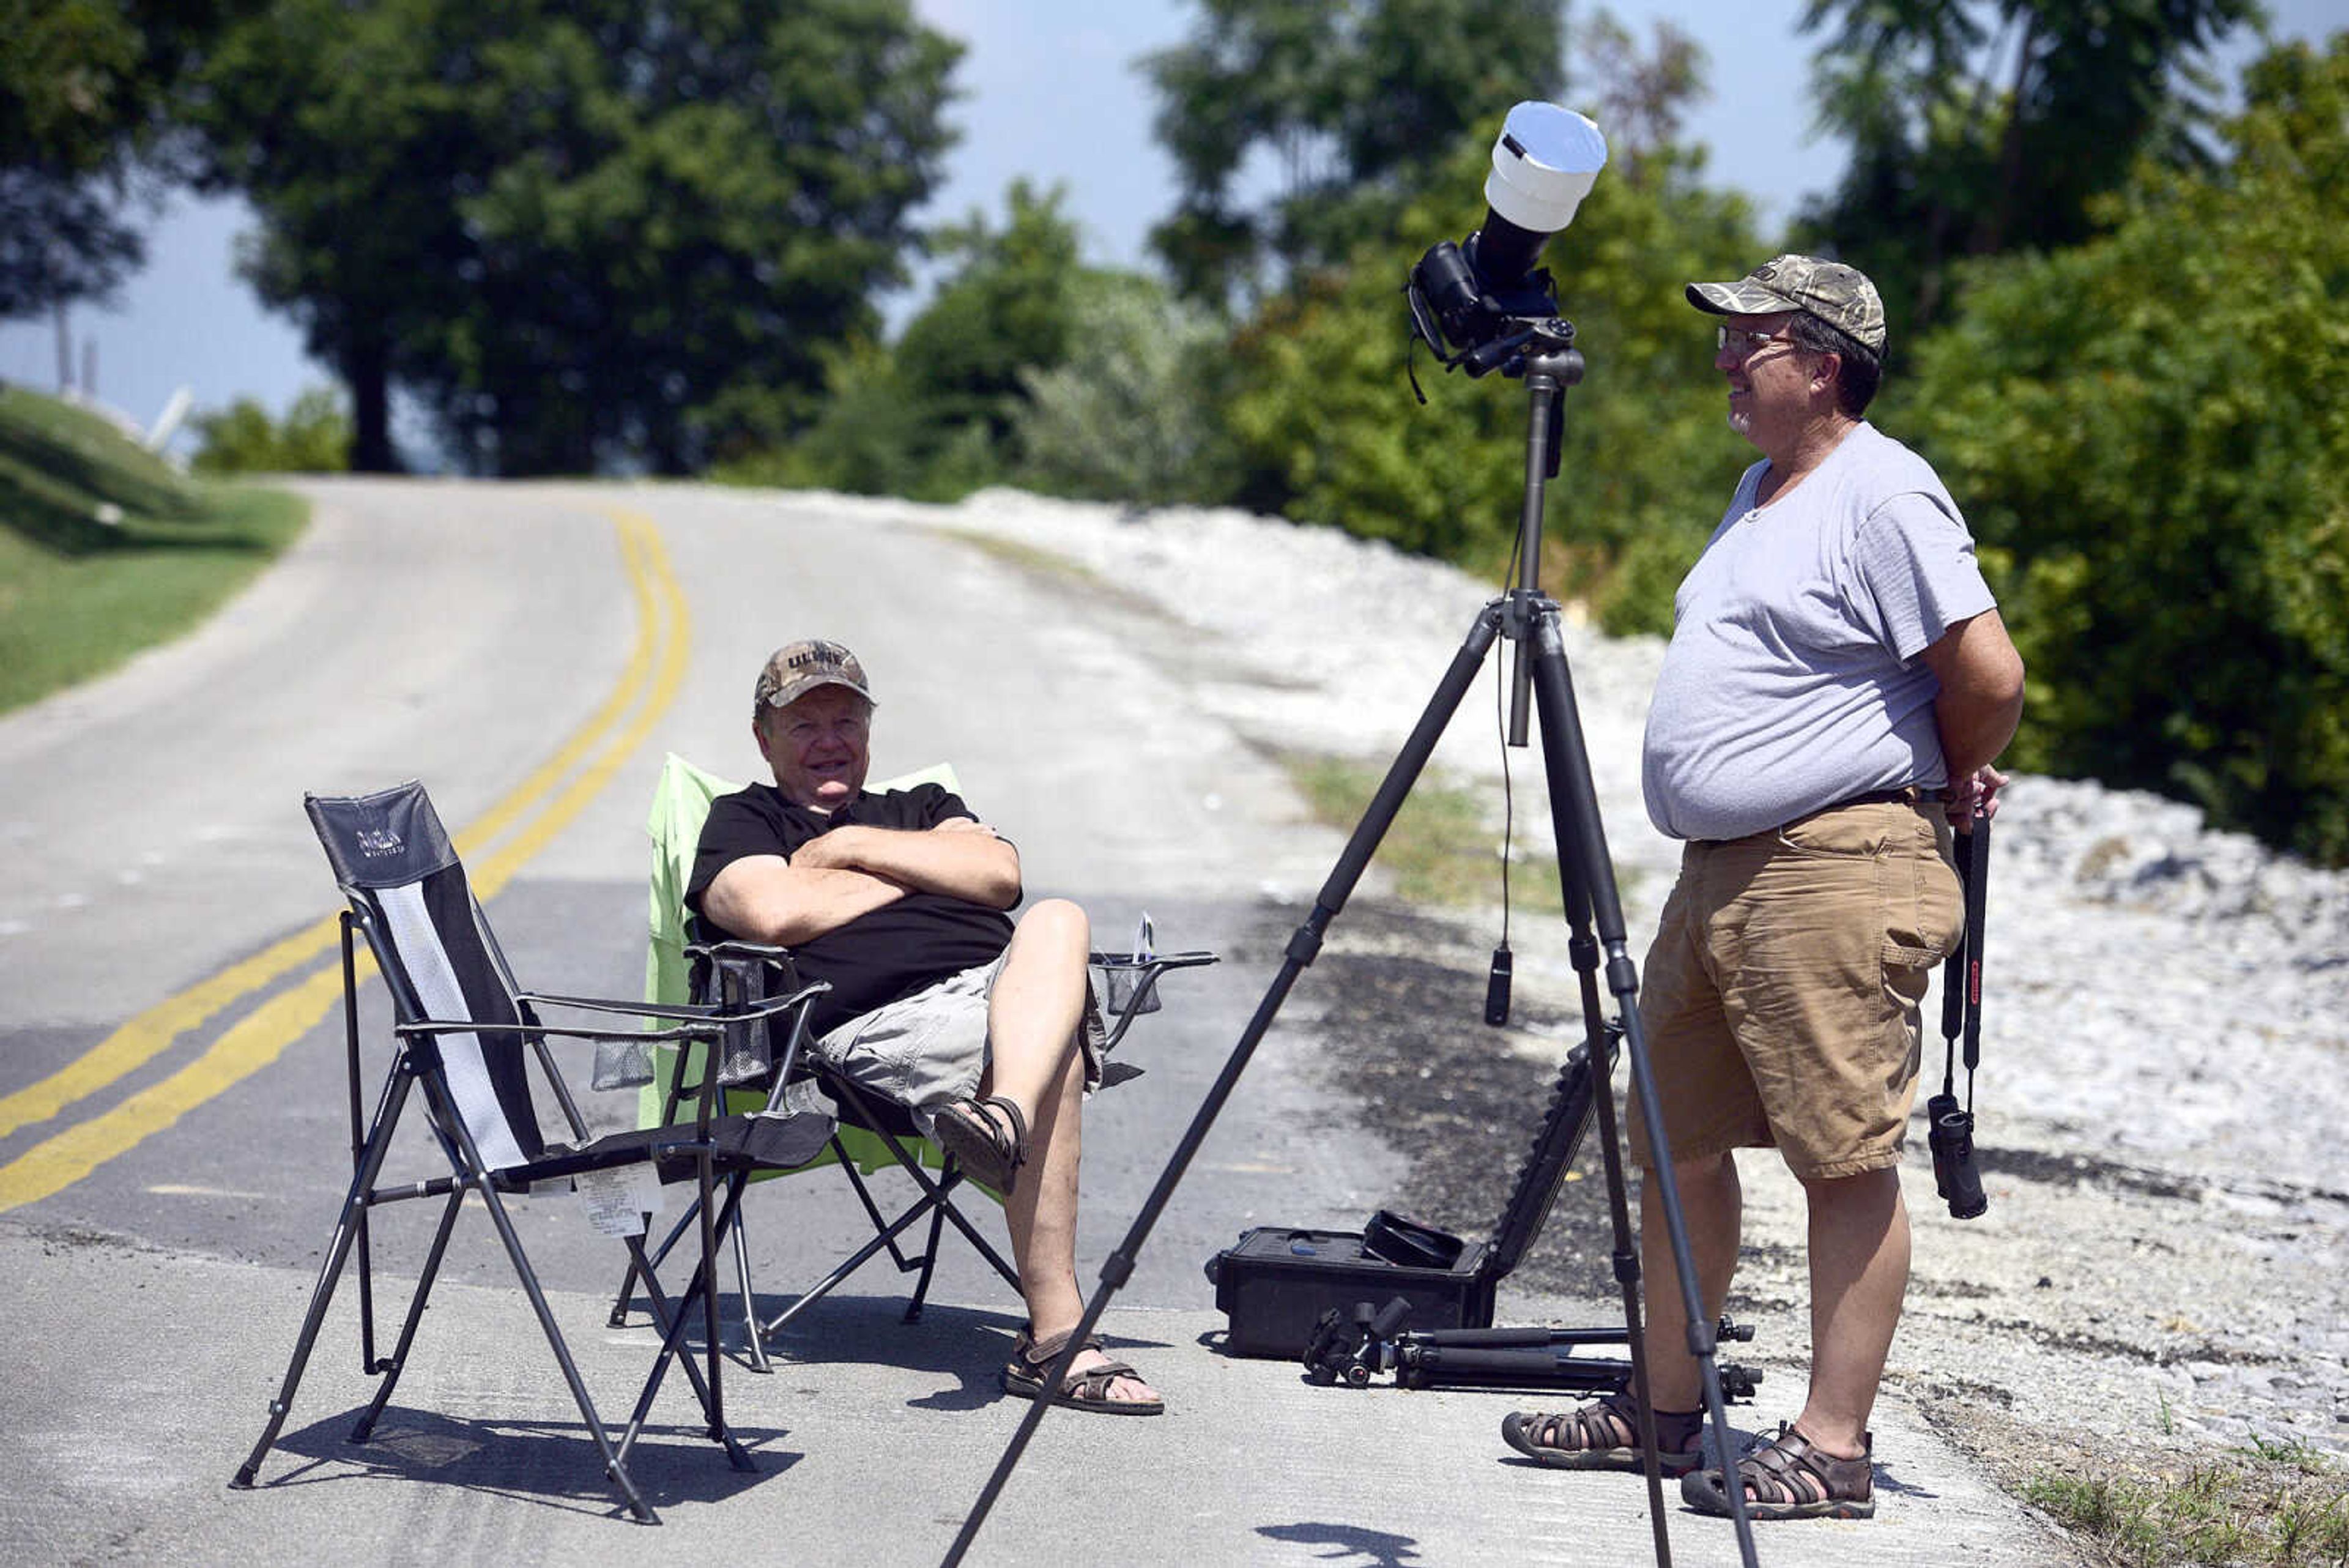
[{"xmin": 688, "ymin": 637, "xmax": 1161, "ymax": 1415}]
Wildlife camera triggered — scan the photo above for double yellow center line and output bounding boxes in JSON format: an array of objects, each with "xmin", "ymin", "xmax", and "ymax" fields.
[{"xmin": 0, "ymin": 505, "xmax": 690, "ymax": 1215}]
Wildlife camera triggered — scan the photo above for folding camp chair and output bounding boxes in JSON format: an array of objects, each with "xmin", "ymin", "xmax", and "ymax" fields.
[
  {"xmin": 606, "ymin": 753, "xmax": 1215, "ymax": 1368},
  {"xmin": 231, "ymin": 781, "xmax": 836, "ymax": 1524}
]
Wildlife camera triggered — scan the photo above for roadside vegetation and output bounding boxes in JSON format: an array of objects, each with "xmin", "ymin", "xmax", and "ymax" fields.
[
  {"xmin": 8, "ymin": 7, "xmax": 2343, "ymax": 862},
  {"xmin": 189, "ymin": 386, "xmax": 351, "ymax": 475},
  {"xmin": 0, "ymin": 385, "xmax": 305, "ymax": 713},
  {"xmin": 2025, "ymin": 1438, "xmax": 2349, "ymax": 1567},
  {"xmin": 1282, "ymin": 753, "xmax": 1571, "ymax": 914}
]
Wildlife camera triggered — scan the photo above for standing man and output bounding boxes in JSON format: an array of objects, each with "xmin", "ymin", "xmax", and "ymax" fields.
[
  {"xmin": 1502, "ymin": 257, "xmax": 2024, "ymax": 1518},
  {"xmin": 690, "ymin": 639, "xmax": 1162, "ymax": 1414}
]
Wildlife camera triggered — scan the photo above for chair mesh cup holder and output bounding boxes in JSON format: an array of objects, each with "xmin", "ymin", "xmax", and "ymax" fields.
[
  {"xmin": 593, "ymin": 1036, "xmax": 656, "ymax": 1091},
  {"xmin": 1095, "ymin": 954, "xmax": 1163, "ymax": 1019}
]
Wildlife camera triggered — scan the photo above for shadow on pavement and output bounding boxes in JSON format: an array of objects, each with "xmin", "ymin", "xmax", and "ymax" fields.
[{"xmin": 252, "ymin": 1403, "xmax": 801, "ymax": 1518}]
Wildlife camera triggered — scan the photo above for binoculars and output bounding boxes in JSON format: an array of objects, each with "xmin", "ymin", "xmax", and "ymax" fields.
[{"xmin": 1926, "ymin": 1092, "xmax": 1987, "ymax": 1220}]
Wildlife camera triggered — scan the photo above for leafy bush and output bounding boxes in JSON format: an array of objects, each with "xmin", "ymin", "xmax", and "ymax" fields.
[
  {"xmin": 1013, "ymin": 280, "xmax": 1240, "ymax": 507},
  {"xmin": 1898, "ymin": 37, "xmax": 2349, "ymax": 864},
  {"xmin": 190, "ymin": 387, "xmax": 351, "ymax": 474}
]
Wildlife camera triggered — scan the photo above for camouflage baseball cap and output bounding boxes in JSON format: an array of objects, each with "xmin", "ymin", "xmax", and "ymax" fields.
[
  {"xmin": 1685, "ymin": 255, "xmax": 1887, "ymax": 355},
  {"xmin": 753, "ymin": 639, "xmax": 874, "ymax": 715}
]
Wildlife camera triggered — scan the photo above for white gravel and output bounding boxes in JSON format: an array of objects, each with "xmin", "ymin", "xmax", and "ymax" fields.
[{"xmin": 771, "ymin": 483, "xmax": 2349, "ymax": 1482}]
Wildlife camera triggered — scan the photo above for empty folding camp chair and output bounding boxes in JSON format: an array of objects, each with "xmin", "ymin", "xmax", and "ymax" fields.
[
  {"xmin": 231, "ymin": 781, "xmax": 836, "ymax": 1524},
  {"xmin": 608, "ymin": 753, "xmax": 1215, "ymax": 1366}
]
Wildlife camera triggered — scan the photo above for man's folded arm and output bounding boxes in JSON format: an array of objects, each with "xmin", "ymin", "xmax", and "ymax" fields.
[
  {"xmin": 1920, "ymin": 607, "xmax": 2025, "ymax": 782},
  {"xmin": 789, "ymin": 820, "xmax": 1022, "ymax": 909},
  {"xmin": 700, "ymin": 854, "xmax": 908, "ymax": 947}
]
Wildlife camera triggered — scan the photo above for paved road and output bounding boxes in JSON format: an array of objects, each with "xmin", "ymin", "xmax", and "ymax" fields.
[{"xmin": 0, "ymin": 480, "xmax": 2077, "ymax": 1566}]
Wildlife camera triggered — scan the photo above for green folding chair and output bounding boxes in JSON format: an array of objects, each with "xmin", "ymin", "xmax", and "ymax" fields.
[{"xmin": 608, "ymin": 753, "xmax": 1214, "ymax": 1371}]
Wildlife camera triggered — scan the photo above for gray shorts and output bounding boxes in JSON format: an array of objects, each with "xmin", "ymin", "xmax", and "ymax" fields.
[{"xmin": 812, "ymin": 954, "xmax": 1106, "ymax": 1135}]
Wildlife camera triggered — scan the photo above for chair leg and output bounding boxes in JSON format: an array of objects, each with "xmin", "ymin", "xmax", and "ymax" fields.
[
  {"xmin": 234, "ymin": 1066, "xmax": 417, "ymax": 1492},
  {"xmin": 904, "ymin": 1197, "xmax": 951, "ymax": 1323},
  {"xmin": 618, "ymin": 1173, "xmax": 756, "ymax": 1473},
  {"xmin": 835, "ymin": 1145, "xmax": 933, "ymax": 1274},
  {"xmin": 758, "ymin": 1187, "xmax": 944, "ymax": 1341},
  {"xmin": 609, "ymin": 1202, "xmax": 697, "ymax": 1328},
  {"xmin": 472, "ymin": 1173, "xmax": 663, "ymax": 1522},
  {"xmin": 350, "ymin": 1188, "xmax": 465, "ymax": 1442},
  {"xmin": 924, "ymin": 1179, "xmax": 1023, "ymax": 1293},
  {"xmin": 731, "ymin": 1211, "xmax": 771, "ymax": 1374},
  {"xmin": 416, "ymin": 1082, "xmax": 663, "ymax": 1526},
  {"xmin": 839, "ymin": 1103, "xmax": 1023, "ymax": 1295}
]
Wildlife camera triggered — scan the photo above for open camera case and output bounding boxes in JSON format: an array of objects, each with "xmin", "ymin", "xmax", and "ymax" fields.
[{"xmin": 1204, "ymin": 1028, "xmax": 1611, "ymax": 1358}]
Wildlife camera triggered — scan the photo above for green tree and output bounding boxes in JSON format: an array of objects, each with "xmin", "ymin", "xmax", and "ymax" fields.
[
  {"xmin": 726, "ymin": 180, "xmax": 1128, "ymax": 502},
  {"xmin": 1143, "ymin": 0, "xmax": 1566, "ymax": 310},
  {"xmin": 895, "ymin": 180, "xmax": 1093, "ymax": 451},
  {"xmin": 190, "ymin": 385, "xmax": 351, "ymax": 473},
  {"xmin": 188, "ymin": 0, "xmax": 960, "ymax": 474},
  {"xmin": 0, "ymin": 0, "xmax": 256, "ymax": 318},
  {"xmin": 1796, "ymin": 0, "xmax": 2258, "ymax": 339},
  {"xmin": 1899, "ymin": 35, "xmax": 2349, "ymax": 863}
]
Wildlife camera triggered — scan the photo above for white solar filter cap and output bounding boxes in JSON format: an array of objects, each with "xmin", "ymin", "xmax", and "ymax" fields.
[{"xmin": 1485, "ymin": 102, "xmax": 1608, "ymax": 235}]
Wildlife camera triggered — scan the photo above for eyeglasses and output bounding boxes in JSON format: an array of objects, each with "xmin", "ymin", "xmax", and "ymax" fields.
[{"xmin": 1716, "ymin": 322, "xmax": 1800, "ymax": 360}]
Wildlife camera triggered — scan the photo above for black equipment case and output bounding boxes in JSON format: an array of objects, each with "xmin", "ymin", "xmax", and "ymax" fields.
[
  {"xmin": 1205, "ymin": 1221, "xmax": 1493, "ymax": 1358},
  {"xmin": 1205, "ymin": 1030, "xmax": 1611, "ymax": 1358}
]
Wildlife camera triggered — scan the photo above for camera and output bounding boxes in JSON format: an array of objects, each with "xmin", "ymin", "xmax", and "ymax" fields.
[
  {"xmin": 1406, "ymin": 102, "xmax": 1608, "ymax": 374},
  {"xmin": 1926, "ymin": 1092, "xmax": 1988, "ymax": 1220}
]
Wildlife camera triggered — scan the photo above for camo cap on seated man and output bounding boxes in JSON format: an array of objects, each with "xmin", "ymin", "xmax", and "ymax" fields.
[
  {"xmin": 1685, "ymin": 254, "xmax": 1887, "ymax": 355},
  {"xmin": 753, "ymin": 638, "xmax": 875, "ymax": 715}
]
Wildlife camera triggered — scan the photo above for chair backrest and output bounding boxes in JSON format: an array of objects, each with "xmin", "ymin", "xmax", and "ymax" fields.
[
  {"xmin": 637, "ymin": 752, "xmax": 958, "ymax": 1134},
  {"xmin": 642, "ymin": 752, "xmax": 963, "ymax": 1014},
  {"xmin": 306, "ymin": 781, "xmax": 543, "ymax": 1170}
]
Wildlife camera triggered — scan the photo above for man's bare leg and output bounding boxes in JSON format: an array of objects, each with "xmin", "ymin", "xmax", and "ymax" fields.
[
  {"xmin": 979, "ymin": 899, "xmax": 1089, "ymax": 1113},
  {"xmin": 979, "ymin": 899, "xmax": 1156, "ymax": 1403},
  {"xmin": 1639, "ymin": 1153, "xmax": 1745, "ymax": 1416},
  {"xmin": 1790, "ymin": 1165, "xmax": 1906, "ymax": 1458}
]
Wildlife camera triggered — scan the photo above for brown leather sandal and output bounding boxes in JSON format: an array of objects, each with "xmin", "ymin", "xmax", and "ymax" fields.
[
  {"xmin": 1680, "ymin": 1423, "xmax": 1875, "ymax": 1520},
  {"xmin": 1002, "ymin": 1327, "xmax": 1164, "ymax": 1416},
  {"xmin": 933, "ymin": 1094, "xmax": 1027, "ymax": 1195},
  {"xmin": 1501, "ymin": 1389, "xmax": 1706, "ymax": 1473}
]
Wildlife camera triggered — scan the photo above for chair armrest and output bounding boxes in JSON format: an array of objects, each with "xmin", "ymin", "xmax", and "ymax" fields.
[
  {"xmin": 396, "ymin": 1018, "xmax": 721, "ymax": 1046},
  {"xmin": 1090, "ymin": 950, "xmax": 1219, "ymax": 973},
  {"xmin": 518, "ymin": 986, "xmax": 830, "ymax": 1027}
]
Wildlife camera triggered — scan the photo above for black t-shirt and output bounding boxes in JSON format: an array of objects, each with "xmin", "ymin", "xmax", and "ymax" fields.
[{"xmin": 686, "ymin": 781, "xmax": 1016, "ymax": 1036}]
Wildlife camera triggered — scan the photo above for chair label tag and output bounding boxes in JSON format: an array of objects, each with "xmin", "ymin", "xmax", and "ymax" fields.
[{"xmin": 573, "ymin": 1165, "xmax": 660, "ymax": 1236}]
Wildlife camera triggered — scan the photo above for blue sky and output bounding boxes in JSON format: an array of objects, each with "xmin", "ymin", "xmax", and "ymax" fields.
[{"xmin": 0, "ymin": 0, "xmax": 2331, "ymax": 446}]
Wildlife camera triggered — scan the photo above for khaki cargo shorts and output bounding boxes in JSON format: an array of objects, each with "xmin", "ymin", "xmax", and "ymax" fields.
[
  {"xmin": 1628, "ymin": 797, "xmax": 1964, "ymax": 1181},
  {"xmin": 813, "ymin": 954, "xmax": 1106, "ymax": 1135}
]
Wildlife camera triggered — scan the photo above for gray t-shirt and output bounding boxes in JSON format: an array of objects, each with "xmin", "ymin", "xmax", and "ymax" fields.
[{"xmin": 1642, "ymin": 422, "xmax": 1995, "ymax": 842}]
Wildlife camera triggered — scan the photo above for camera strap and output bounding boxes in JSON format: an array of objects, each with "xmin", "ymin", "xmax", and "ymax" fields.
[{"xmin": 1938, "ymin": 814, "xmax": 1991, "ymax": 1104}]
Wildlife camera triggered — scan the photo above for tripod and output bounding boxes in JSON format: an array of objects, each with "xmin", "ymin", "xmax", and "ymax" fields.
[{"xmin": 947, "ymin": 320, "xmax": 1760, "ymax": 1568}]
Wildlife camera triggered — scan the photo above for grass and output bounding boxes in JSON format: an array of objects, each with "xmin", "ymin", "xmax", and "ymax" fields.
[
  {"xmin": 2024, "ymin": 1440, "xmax": 2349, "ymax": 1567},
  {"xmin": 1280, "ymin": 752, "xmax": 1575, "ymax": 912},
  {"xmin": 927, "ymin": 524, "xmax": 1174, "ymax": 623},
  {"xmin": 0, "ymin": 385, "xmax": 306, "ymax": 713}
]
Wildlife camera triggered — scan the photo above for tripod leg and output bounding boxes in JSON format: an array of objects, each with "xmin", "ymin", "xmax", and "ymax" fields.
[
  {"xmin": 1527, "ymin": 609, "xmax": 1757, "ymax": 1561},
  {"xmin": 944, "ymin": 603, "xmax": 1508, "ymax": 1568},
  {"xmin": 1526, "ymin": 642, "xmax": 1676, "ymax": 1564}
]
